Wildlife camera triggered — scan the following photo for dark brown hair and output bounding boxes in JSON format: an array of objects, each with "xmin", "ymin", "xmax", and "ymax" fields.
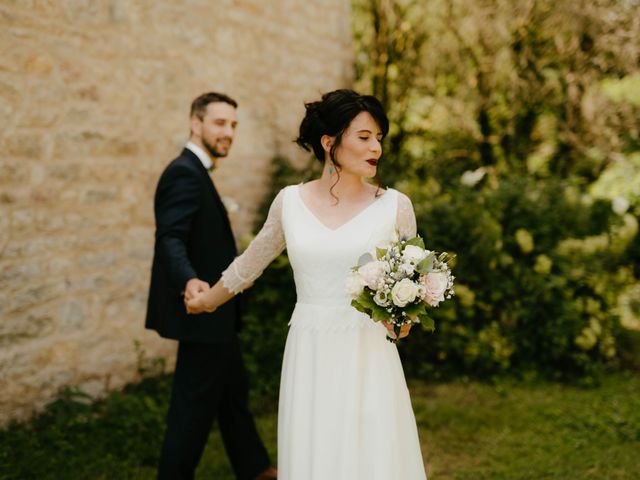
[
  {"xmin": 296, "ymin": 89, "xmax": 389, "ymax": 166},
  {"xmin": 190, "ymin": 92, "xmax": 238, "ymax": 120}
]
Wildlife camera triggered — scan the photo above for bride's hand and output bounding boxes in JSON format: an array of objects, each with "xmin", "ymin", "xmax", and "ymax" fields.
[
  {"xmin": 185, "ymin": 290, "xmax": 216, "ymax": 314},
  {"xmin": 383, "ymin": 321, "xmax": 412, "ymax": 340}
]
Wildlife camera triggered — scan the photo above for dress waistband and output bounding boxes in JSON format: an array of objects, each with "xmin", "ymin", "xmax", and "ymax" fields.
[{"xmin": 289, "ymin": 302, "xmax": 383, "ymax": 333}]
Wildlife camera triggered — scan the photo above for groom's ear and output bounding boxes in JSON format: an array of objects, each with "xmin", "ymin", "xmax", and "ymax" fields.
[
  {"xmin": 320, "ymin": 135, "xmax": 334, "ymax": 153},
  {"xmin": 190, "ymin": 115, "xmax": 203, "ymax": 137}
]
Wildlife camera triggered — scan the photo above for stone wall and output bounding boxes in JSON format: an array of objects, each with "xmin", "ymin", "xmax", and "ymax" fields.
[{"xmin": 0, "ymin": 0, "xmax": 353, "ymax": 425}]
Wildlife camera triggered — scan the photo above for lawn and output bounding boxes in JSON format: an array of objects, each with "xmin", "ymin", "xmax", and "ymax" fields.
[
  {"xmin": 1, "ymin": 373, "xmax": 638, "ymax": 479},
  {"xmin": 412, "ymin": 374, "xmax": 640, "ymax": 479}
]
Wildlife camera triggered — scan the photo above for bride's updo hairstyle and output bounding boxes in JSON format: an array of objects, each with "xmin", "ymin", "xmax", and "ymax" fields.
[{"xmin": 296, "ymin": 89, "xmax": 389, "ymax": 168}]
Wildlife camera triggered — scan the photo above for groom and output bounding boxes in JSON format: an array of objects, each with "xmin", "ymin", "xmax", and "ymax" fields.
[{"xmin": 146, "ymin": 92, "xmax": 276, "ymax": 480}]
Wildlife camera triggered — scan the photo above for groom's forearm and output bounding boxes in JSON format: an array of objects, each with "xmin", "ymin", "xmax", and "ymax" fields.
[
  {"xmin": 154, "ymin": 170, "xmax": 201, "ymax": 292},
  {"xmin": 157, "ymin": 235, "xmax": 198, "ymax": 292}
]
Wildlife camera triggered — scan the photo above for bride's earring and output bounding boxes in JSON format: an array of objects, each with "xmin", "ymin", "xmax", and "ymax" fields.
[{"xmin": 328, "ymin": 164, "xmax": 334, "ymax": 175}]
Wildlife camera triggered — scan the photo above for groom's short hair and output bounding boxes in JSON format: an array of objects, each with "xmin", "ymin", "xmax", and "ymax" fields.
[{"xmin": 190, "ymin": 92, "xmax": 238, "ymax": 120}]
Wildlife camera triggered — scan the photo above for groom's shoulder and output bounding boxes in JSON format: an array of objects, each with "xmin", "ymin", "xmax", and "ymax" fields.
[
  {"xmin": 169, "ymin": 149, "xmax": 198, "ymax": 169},
  {"xmin": 160, "ymin": 151, "xmax": 199, "ymax": 178}
]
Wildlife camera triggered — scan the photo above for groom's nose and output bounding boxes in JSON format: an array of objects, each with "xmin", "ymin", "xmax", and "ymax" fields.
[{"xmin": 224, "ymin": 124, "xmax": 235, "ymax": 139}]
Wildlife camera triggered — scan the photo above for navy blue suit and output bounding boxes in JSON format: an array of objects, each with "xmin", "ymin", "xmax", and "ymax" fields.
[{"xmin": 146, "ymin": 148, "xmax": 270, "ymax": 480}]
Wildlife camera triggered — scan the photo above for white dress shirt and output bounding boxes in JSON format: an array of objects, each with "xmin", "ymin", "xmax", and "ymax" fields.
[{"xmin": 185, "ymin": 141, "xmax": 213, "ymax": 170}]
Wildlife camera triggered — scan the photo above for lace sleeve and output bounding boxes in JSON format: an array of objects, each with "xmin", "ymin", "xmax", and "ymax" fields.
[
  {"xmin": 396, "ymin": 191, "xmax": 417, "ymax": 239},
  {"xmin": 220, "ymin": 189, "xmax": 286, "ymax": 294}
]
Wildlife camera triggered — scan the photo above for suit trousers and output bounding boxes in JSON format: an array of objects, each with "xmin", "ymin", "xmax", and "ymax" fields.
[{"xmin": 158, "ymin": 335, "xmax": 270, "ymax": 480}]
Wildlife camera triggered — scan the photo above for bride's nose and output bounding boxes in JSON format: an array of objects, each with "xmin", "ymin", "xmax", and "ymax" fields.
[{"xmin": 370, "ymin": 138, "xmax": 382, "ymax": 154}]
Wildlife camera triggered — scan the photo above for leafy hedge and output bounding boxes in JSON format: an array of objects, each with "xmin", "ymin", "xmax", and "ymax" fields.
[
  {"xmin": 0, "ymin": 377, "xmax": 170, "ymax": 479},
  {"xmin": 400, "ymin": 172, "xmax": 639, "ymax": 379}
]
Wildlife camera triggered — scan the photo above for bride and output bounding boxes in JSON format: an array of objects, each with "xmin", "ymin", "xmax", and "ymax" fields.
[{"xmin": 187, "ymin": 89, "xmax": 428, "ymax": 479}]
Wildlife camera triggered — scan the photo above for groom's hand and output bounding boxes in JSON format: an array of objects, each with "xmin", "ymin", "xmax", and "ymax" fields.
[
  {"xmin": 184, "ymin": 278, "xmax": 209, "ymax": 301},
  {"xmin": 185, "ymin": 290, "xmax": 215, "ymax": 315}
]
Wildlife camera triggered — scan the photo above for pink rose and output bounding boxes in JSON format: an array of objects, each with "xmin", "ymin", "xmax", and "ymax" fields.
[{"xmin": 422, "ymin": 272, "xmax": 448, "ymax": 307}]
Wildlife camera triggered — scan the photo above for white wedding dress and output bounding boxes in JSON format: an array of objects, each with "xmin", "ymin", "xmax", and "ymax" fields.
[{"xmin": 222, "ymin": 184, "xmax": 427, "ymax": 480}]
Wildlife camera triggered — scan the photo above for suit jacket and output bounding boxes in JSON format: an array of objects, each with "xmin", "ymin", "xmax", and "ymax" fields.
[{"xmin": 145, "ymin": 148, "xmax": 241, "ymax": 343}]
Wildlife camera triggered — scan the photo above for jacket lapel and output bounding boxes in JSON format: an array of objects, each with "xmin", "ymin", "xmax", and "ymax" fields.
[{"xmin": 181, "ymin": 148, "xmax": 235, "ymax": 241}]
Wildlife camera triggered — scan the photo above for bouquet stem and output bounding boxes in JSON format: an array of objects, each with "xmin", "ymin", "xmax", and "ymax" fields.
[{"xmin": 386, "ymin": 324, "xmax": 403, "ymax": 344}]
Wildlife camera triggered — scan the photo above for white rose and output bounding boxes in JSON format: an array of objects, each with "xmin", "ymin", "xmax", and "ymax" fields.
[
  {"xmin": 358, "ymin": 261, "xmax": 386, "ymax": 290},
  {"xmin": 345, "ymin": 273, "xmax": 366, "ymax": 297},
  {"xmin": 422, "ymin": 272, "xmax": 448, "ymax": 307},
  {"xmin": 402, "ymin": 245, "xmax": 427, "ymax": 265},
  {"xmin": 391, "ymin": 278, "xmax": 419, "ymax": 307}
]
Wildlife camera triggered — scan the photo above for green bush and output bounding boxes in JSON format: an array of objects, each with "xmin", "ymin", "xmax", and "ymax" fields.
[
  {"xmin": 0, "ymin": 376, "xmax": 171, "ymax": 479},
  {"xmin": 399, "ymin": 172, "xmax": 638, "ymax": 379}
]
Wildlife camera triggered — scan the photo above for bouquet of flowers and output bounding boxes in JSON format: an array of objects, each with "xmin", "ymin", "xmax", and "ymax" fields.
[{"xmin": 345, "ymin": 233, "xmax": 455, "ymax": 343}]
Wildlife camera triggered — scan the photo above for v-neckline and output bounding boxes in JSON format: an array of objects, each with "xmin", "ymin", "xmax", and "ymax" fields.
[{"xmin": 295, "ymin": 184, "xmax": 391, "ymax": 233}]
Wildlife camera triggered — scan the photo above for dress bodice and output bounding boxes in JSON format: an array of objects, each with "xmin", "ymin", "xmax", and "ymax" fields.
[
  {"xmin": 283, "ymin": 185, "xmax": 397, "ymax": 306},
  {"xmin": 220, "ymin": 184, "xmax": 418, "ymax": 299}
]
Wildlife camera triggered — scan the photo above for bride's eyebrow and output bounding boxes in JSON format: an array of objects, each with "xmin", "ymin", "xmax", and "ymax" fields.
[{"xmin": 356, "ymin": 129, "xmax": 382, "ymax": 135}]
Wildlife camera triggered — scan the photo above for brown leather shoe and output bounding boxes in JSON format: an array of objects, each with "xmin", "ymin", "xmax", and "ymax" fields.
[{"xmin": 255, "ymin": 466, "xmax": 277, "ymax": 480}]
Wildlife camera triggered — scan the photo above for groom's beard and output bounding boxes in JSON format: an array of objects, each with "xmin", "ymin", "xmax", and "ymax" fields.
[{"xmin": 203, "ymin": 137, "xmax": 232, "ymax": 159}]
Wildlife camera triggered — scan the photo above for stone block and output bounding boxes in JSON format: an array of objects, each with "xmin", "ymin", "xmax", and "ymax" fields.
[
  {"xmin": 20, "ymin": 235, "xmax": 69, "ymax": 256},
  {"xmin": 57, "ymin": 299, "xmax": 86, "ymax": 333},
  {"xmin": 0, "ymin": 160, "xmax": 28, "ymax": 183},
  {"xmin": 9, "ymin": 282, "xmax": 65, "ymax": 311},
  {"xmin": 4, "ymin": 133, "xmax": 43, "ymax": 158},
  {"xmin": 66, "ymin": 274, "xmax": 109, "ymax": 292},
  {"xmin": 0, "ymin": 207, "xmax": 9, "ymax": 249},
  {"xmin": 83, "ymin": 187, "xmax": 118, "ymax": 204},
  {"xmin": 111, "ymin": 265, "xmax": 136, "ymax": 285},
  {"xmin": 10, "ymin": 208, "xmax": 35, "ymax": 231},
  {"xmin": 0, "ymin": 261, "xmax": 43, "ymax": 285},
  {"xmin": 23, "ymin": 52, "xmax": 54, "ymax": 76},
  {"xmin": 0, "ymin": 309, "xmax": 56, "ymax": 347},
  {"xmin": 60, "ymin": 0, "xmax": 107, "ymax": 22}
]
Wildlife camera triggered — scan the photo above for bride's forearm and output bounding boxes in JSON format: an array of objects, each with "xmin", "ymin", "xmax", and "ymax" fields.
[{"xmin": 202, "ymin": 280, "xmax": 236, "ymax": 312}]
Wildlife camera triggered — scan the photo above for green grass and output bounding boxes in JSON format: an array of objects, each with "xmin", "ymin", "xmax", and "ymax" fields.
[
  {"xmin": 1, "ymin": 373, "xmax": 638, "ymax": 479},
  {"xmin": 412, "ymin": 372, "xmax": 640, "ymax": 479}
]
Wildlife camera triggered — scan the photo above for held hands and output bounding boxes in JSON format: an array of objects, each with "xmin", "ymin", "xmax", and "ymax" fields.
[
  {"xmin": 184, "ymin": 278, "xmax": 237, "ymax": 315},
  {"xmin": 183, "ymin": 278, "xmax": 215, "ymax": 315},
  {"xmin": 185, "ymin": 290, "xmax": 215, "ymax": 314},
  {"xmin": 184, "ymin": 278, "xmax": 209, "ymax": 301}
]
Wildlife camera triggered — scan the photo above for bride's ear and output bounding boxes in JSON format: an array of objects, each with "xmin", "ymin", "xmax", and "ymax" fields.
[{"xmin": 320, "ymin": 135, "xmax": 334, "ymax": 153}]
